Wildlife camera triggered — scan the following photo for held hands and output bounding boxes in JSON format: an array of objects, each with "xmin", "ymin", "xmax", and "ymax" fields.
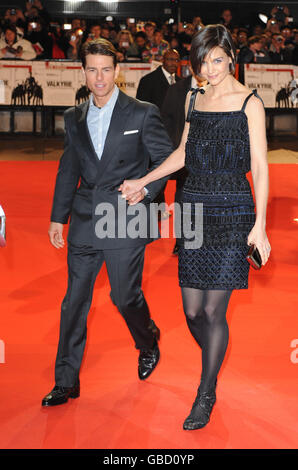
[
  {"xmin": 118, "ymin": 180, "xmax": 146, "ymax": 205},
  {"xmin": 48, "ymin": 222, "xmax": 65, "ymax": 249},
  {"xmin": 247, "ymin": 224, "xmax": 271, "ymax": 266}
]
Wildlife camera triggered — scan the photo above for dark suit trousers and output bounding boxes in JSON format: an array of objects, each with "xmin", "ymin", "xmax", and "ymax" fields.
[{"xmin": 55, "ymin": 242, "xmax": 155, "ymax": 387}]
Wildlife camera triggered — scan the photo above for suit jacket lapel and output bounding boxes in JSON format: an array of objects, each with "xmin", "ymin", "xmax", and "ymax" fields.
[
  {"xmin": 75, "ymin": 99, "xmax": 100, "ymax": 168},
  {"xmin": 157, "ymin": 66, "xmax": 169, "ymax": 89},
  {"xmin": 95, "ymin": 90, "xmax": 130, "ymax": 183}
]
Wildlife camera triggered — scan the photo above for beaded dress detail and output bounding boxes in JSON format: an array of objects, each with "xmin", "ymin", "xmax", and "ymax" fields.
[{"xmin": 179, "ymin": 90, "xmax": 261, "ymax": 290}]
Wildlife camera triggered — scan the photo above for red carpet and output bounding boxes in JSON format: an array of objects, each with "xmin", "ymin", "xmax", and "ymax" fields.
[{"xmin": 0, "ymin": 161, "xmax": 297, "ymax": 449}]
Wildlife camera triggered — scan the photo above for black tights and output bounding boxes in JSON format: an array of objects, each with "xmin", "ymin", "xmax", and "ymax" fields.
[{"xmin": 181, "ymin": 288, "xmax": 233, "ymax": 394}]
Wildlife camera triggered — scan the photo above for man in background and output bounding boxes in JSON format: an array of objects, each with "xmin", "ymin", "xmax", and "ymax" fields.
[
  {"xmin": 136, "ymin": 49, "xmax": 181, "ymax": 217},
  {"xmin": 161, "ymin": 69, "xmax": 207, "ymax": 254}
]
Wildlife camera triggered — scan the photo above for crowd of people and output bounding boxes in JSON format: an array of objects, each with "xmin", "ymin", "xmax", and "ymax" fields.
[{"xmin": 0, "ymin": 1, "xmax": 297, "ymax": 64}]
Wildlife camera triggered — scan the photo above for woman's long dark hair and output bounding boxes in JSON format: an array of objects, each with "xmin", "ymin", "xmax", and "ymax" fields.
[{"xmin": 190, "ymin": 24, "xmax": 237, "ymax": 75}]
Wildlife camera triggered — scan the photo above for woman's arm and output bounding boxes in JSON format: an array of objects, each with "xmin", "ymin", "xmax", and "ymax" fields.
[
  {"xmin": 119, "ymin": 92, "xmax": 192, "ymax": 203},
  {"xmin": 246, "ymin": 96, "xmax": 271, "ymax": 265}
]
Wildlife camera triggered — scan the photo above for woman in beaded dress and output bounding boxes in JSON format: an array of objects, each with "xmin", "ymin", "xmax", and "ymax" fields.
[{"xmin": 120, "ymin": 24, "xmax": 271, "ymax": 430}]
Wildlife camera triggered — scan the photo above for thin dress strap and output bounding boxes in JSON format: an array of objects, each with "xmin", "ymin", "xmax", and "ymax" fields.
[
  {"xmin": 186, "ymin": 87, "xmax": 205, "ymax": 122},
  {"xmin": 241, "ymin": 88, "xmax": 264, "ymax": 112}
]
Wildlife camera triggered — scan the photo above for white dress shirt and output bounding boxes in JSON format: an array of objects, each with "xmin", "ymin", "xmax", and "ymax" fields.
[
  {"xmin": 87, "ymin": 85, "xmax": 119, "ymax": 160},
  {"xmin": 161, "ymin": 67, "xmax": 176, "ymax": 85}
]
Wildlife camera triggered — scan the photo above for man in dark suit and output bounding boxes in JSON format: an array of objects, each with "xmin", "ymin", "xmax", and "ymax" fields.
[
  {"xmin": 136, "ymin": 48, "xmax": 181, "ymax": 112},
  {"xmin": 161, "ymin": 74, "xmax": 192, "ymax": 149},
  {"xmin": 42, "ymin": 39, "xmax": 173, "ymax": 407},
  {"xmin": 136, "ymin": 48, "xmax": 181, "ymax": 217}
]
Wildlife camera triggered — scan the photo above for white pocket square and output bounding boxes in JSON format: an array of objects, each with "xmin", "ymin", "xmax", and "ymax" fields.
[{"xmin": 124, "ymin": 130, "xmax": 139, "ymax": 135}]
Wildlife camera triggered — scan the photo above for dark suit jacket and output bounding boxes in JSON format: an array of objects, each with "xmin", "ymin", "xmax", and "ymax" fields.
[
  {"xmin": 161, "ymin": 75, "xmax": 192, "ymax": 149},
  {"xmin": 136, "ymin": 65, "xmax": 181, "ymax": 110},
  {"xmin": 51, "ymin": 89, "xmax": 173, "ymax": 249},
  {"xmin": 160, "ymin": 75, "xmax": 192, "ymax": 184}
]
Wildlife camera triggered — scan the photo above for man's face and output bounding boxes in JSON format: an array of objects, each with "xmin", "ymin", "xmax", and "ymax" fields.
[
  {"xmin": 154, "ymin": 32, "xmax": 162, "ymax": 44},
  {"xmin": 101, "ymin": 28, "xmax": 110, "ymax": 39},
  {"xmin": 28, "ymin": 7, "xmax": 39, "ymax": 18},
  {"xmin": 272, "ymin": 35, "xmax": 284, "ymax": 47},
  {"xmin": 136, "ymin": 36, "xmax": 146, "ymax": 48},
  {"xmin": 281, "ymin": 28, "xmax": 291, "ymax": 39},
  {"xmin": 72, "ymin": 19, "xmax": 81, "ymax": 29},
  {"xmin": 163, "ymin": 51, "xmax": 180, "ymax": 74},
  {"xmin": 91, "ymin": 25, "xmax": 101, "ymax": 38},
  {"xmin": 238, "ymin": 32, "xmax": 247, "ymax": 44},
  {"xmin": 253, "ymin": 41, "xmax": 263, "ymax": 52},
  {"xmin": 83, "ymin": 54, "xmax": 119, "ymax": 106},
  {"xmin": 222, "ymin": 10, "xmax": 232, "ymax": 23},
  {"xmin": 145, "ymin": 25, "xmax": 155, "ymax": 38}
]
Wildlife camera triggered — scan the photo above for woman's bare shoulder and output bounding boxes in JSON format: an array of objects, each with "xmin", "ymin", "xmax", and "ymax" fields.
[{"xmin": 234, "ymin": 82, "xmax": 254, "ymax": 99}]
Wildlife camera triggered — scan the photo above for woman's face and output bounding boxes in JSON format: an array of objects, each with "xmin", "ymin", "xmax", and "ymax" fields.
[
  {"xmin": 5, "ymin": 29, "xmax": 16, "ymax": 45},
  {"xmin": 200, "ymin": 46, "xmax": 232, "ymax": 86}
]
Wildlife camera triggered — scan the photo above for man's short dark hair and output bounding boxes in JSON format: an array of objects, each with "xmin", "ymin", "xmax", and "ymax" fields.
[
  {"xmin": 135, "ymin": 31, "xmax": 146, "ymax": 40},
  {"xmin": 144, "ymin": 22, "xmax": 156, "ymax": 29},
  {"xmin": 280, "ymin": 25, "xmax": 292, "ymax": 32},
  {"xmin": 4, "ymin": 23, "xmax": 17, "ymax": 34},
  {"xmin": 81, "ymin": 38, "xmax": 118, "ymax": 68},
  {"xmin": 237, "ymin": 28, "xmax": 248, "ymax": 36},
  {"xmin": 248, "ymin": 35, "xmax": 262, "ymax": 46}
]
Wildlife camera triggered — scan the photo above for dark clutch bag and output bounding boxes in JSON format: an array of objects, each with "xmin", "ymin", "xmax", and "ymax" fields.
[{"xmin": 246, "ymin": 245, "xmax": 262, "ymax": 270}]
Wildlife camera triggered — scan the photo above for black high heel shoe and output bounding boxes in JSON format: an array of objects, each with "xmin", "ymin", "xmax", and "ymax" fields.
[{"xmin": 183, "ymin": 385, "xmax": 217, "ymax": 430}]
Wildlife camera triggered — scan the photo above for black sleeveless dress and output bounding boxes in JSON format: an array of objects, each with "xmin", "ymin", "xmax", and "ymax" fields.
[{"xmin": 178, "ymin": 90, "xmax": 260, "ymax": 290}]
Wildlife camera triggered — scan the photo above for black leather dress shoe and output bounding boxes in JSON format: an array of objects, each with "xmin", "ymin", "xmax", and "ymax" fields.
[
  {"xmin": 138, "ymin": 339, "xmax": 160, "ymax": 380},
  {"xmin": 41, "ymin": 382, "xmax": 80, "ymax": 407},
  {"xmin": 138, "ymin": 320, "xmax": 160, "ymax": 381}
]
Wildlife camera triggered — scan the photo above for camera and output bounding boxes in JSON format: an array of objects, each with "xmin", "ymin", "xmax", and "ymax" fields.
[
  {"xmin": 275, "ymin": 6, "xmax": 286, "ymax": 22},
  {"xmin": 7, "ymin": 46, "xmax": 17, "ymax": 54},
  {"xmin": 10, "ymin": 8, "xmax": 16, "ymax": 15}
]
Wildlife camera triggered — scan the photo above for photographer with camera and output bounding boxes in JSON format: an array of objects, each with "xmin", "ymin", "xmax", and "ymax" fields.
[
  {"xmin": 66, "ymin": 27, "xmax": 84, "ymax": 60},
  {"xmin": 3, "ymin": 8, "xmax": 26, "ymax": 32},
  {"xmin": 270, "ymin": 5, "xmax": 293, "ymax": 26},
  {"xmin": 25, "ymin": 18, "xmax": 52, "ymax": 59},
  {"xmin": 238, "ymin": 35, "xmax": 271, "ymax": 63},
  {"xmin": 269, "ymin": 32, "xmax": 293, "ymax": 63},
  {"xmin": 115, "ymin": 29, "xmax": 139, "ymax": 60},
  {"xmin": 0, "ymin": 23, "xmax": 36, "ymax": 60},
  {"xmin": 23, "ymin": 0, "xmax": 50, "ymax": 27}
]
